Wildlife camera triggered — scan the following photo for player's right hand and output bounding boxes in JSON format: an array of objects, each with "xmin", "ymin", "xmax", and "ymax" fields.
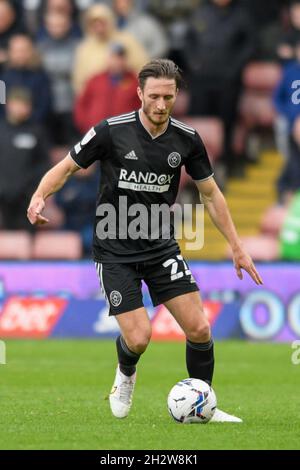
[{"xmin": 27, "ymin": 195, "xmax": 49, "ymax": 225}]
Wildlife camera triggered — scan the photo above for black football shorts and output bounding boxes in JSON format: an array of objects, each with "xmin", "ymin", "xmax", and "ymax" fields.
[{"xmin": 95, "ymin": 254, "xmax": 199, "ymax": 315}]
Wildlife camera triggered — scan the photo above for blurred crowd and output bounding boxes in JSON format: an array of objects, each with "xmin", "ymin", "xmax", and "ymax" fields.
[{"xmin": 1, "ymin": 0, "xmax": 300, "ymax": 259}]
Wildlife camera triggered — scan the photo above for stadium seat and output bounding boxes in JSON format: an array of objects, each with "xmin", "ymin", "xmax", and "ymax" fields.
[
  {"xmin": 182, "ymin": 117, "xmax": 224, "ymax": 162},
  {"xmin": 0, "ymin": 231, "xmax": 32, "ymax": 259},
  {"xmin": 260, "ymin": 205, "xmax": 289, "ymax": 236},
  {"xmin": 32, "ymin": 231, "xmax": 82, "ymax": 259},
  {"xmin": 239, "ymin": 91, "xmax": 277, "ymax": 128},
  {"xmin": 237, "ymin": 62, "xmax": 282, "ymax": 148},
  {"xmin": 226, "ymin": 235, "xmax": 279, "ymax": 261},
  {"xmin": 242, "ymin": 62, "xmax": 282, "ymax": 92}
]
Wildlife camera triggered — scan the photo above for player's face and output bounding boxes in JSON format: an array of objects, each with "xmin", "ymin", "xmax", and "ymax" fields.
[{"xmin": 138, "ymin": 78, "xmax": 178, "ymax": 126}]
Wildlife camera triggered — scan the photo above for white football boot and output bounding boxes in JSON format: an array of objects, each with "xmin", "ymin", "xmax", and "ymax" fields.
[
  {"xmin": 109, "ymin": 365, "xmax": 136, "ymax": 418},
  {"xmin": 210, "ymin": 408, "xmax": 243, "ymax": 423}
]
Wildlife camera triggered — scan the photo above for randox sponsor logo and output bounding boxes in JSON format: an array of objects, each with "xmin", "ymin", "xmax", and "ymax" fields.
[{"xmin": 118, "ymin": 169, "xmax": 174, "ymax": 193}]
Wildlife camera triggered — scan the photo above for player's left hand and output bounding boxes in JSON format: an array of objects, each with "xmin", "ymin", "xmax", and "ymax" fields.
[{"xmin": 232, "ymin": 246, "xmax": 263, "ymax": 285}]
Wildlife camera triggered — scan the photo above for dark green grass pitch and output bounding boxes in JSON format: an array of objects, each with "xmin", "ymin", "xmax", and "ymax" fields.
[{"xmin": 0, "ymin": 340, "xmax": 299, "ymax": 450}]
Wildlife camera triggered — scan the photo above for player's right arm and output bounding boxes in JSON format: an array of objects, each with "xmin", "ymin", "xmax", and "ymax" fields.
[
  {"xmin": 28, "ymin": 121, "xmax": 110, "ymax": 225},
  {"xmin": 27, "ymin": 153, "xmax": 80, "ymax": 225}
]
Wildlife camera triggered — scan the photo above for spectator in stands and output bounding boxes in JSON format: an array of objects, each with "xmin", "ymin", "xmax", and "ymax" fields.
[
  {"xmin": 0, "ymin": 34, "xmax": 52, "ymax": 123},
  {"xmin": 274, "ymin": 40, "xmax": 300, "ymax": 202},
  {"xmin": 242, "ymin": 0, "xmax": 286, "ymax": 28},
  {"xmin": 37, "ymin": 10, "xmax": 79, "ymax": 145},
  {"xmin": 54, "ymin": 164, "xmax": 99, "ymax": 255},
  {"xmin": 146, "ymin": 0, "xmax": 197, "ymax": 70},
  {"xmin": 74, "ymin": 42, "xmax": 140, "ymax": 134},
  {"xmin": 278, "ymin": 127, "xmax": 300, "ymax": 202},
  {"xmin": 25, "ymin": 0, "xmax": 81, "ymax": 38},
  {"xmin": 41, "ymin": 0, "xmax": 81, "ymax": 39},
  {"xmin": 277, "ymin": 0, "xmax": 300, "ymax": 64},
  {"xmin": 113, "ymin": 0, "xmax": 169, "ymax": 58},
  {"xmin": 183, "ymin": 0, "xmax": 255, "ymax": 175},
  {"xmin": 0, "ymin": 0, "xmax": 25, "ymax": 72},
  {"xmin": 72, "ymin": 3, "xmax": 148, "ymax": 94},
  {"xmin": 274, "ymin": 40, "xmax": 300, "ymax": 201},
  {"xmin": 146, "ymin": 0, "xmax": 197, "ymax": 23},
  {"xmin": 0, "ymin": 88, "xmax": 50, "ymax": 230},
  {"xmin": 241, "ymin": 0, "xmax": 287, "ymax": 61}
]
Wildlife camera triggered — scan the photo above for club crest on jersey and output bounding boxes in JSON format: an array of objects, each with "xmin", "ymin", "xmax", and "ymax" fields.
[
  {"xmin": 168, "ymin": 152, "xmax": 181, "ymax": 168},
  {"xmin": 110, "ymin": 290, "xmax": 122, "ymax": 307}
]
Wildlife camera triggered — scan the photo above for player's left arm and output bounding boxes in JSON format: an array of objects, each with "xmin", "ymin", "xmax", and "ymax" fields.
[{"xmin": 195, "ymin": 177, "xmax": 263, "ymax": 285}]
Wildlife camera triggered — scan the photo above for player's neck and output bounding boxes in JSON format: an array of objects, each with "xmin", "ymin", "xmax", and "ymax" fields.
[{"xmin": 138, "ymin": 109, "xmax": 169, "ymax": 139}]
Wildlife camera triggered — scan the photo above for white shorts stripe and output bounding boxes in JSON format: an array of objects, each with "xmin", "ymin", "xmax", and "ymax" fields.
[
  {"xmin": 95, "ymin": 261, "xmax": 101, "ymax": 278},
  {"xmin": 95, "ymin": 262, "xmax": 108, "ymax": 303},
  {"xmin": 99, "ymin": 263, "xmax": 109, "ymax": 303}
]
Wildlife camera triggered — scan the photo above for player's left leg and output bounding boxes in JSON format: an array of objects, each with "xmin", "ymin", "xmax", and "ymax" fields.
[
  {"xmin": 144, "ymin": 256, "xmax": 242, "ymax": 422},
  {"xmin": 144, "ymin": 256, "xmax": 214, "ymax": 384},
  {"xmin": 165, "ymin": 292, "xmax": 242, "ymax": 423}
]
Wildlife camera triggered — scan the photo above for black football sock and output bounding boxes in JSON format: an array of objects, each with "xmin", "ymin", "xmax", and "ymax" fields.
[
  {"xmin": 186, "ymin": 338, "xmax": 214, "ymax": 385},
  {"xmin": 116, "ymin": 335, "xmax": 141, "ymax": 377}
]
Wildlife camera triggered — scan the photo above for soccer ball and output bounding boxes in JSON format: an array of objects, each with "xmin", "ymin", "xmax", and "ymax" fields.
[{"xmin": 167, "ymin": 378, "xmax": 217, "ymax": 424}]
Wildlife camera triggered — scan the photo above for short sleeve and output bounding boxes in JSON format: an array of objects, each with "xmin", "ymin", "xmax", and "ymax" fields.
[
  {"xmin": 69, "ymin": 120, "xmax": 110, "ymax": 169},
  {"xmin": 185, "ymin": 131, "xmax": 214, "ymax": 181}
]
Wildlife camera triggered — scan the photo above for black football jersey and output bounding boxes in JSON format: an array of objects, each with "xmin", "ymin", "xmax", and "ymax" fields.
[{"xmin": 70, "ymin": 110, "xmax": 213, "ymax": 263}]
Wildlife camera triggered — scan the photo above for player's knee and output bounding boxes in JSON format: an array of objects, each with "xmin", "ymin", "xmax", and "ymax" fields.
[
  {"xmin": 126, "ymin": 327, "xmax": 152, "ymax": 355},
  {"xmin": 188, "ymin": 318, "xmax": 211, "ymax": 343}
]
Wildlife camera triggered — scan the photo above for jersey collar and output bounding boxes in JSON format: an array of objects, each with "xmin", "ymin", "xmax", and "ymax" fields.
[{"xmin": 136, "ymin": 109, "xmax": 170, "ymax": 140}]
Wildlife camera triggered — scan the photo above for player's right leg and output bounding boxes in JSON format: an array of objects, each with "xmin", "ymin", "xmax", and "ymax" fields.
[
  {"xmin": 110, "ymin": 307, "xmax": 152, "ymax": 418},
  {"xmin": 95, "ymin": 262, "xmax": 151, "ymax": 418}
]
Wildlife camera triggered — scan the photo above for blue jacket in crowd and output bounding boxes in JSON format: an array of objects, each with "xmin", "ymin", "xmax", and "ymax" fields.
[
  {"xmin": 0, "ymin": 67, "xmax": 52, "ymax": 122},
  {"xmin": 273, "ymin": 61, "xmax": 300, "ymax": 129}
]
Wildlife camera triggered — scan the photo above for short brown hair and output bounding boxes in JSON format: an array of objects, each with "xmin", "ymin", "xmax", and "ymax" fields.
[{"xmin": 138, "ymin": 59, "xmax": 183, "ymax": 90}]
